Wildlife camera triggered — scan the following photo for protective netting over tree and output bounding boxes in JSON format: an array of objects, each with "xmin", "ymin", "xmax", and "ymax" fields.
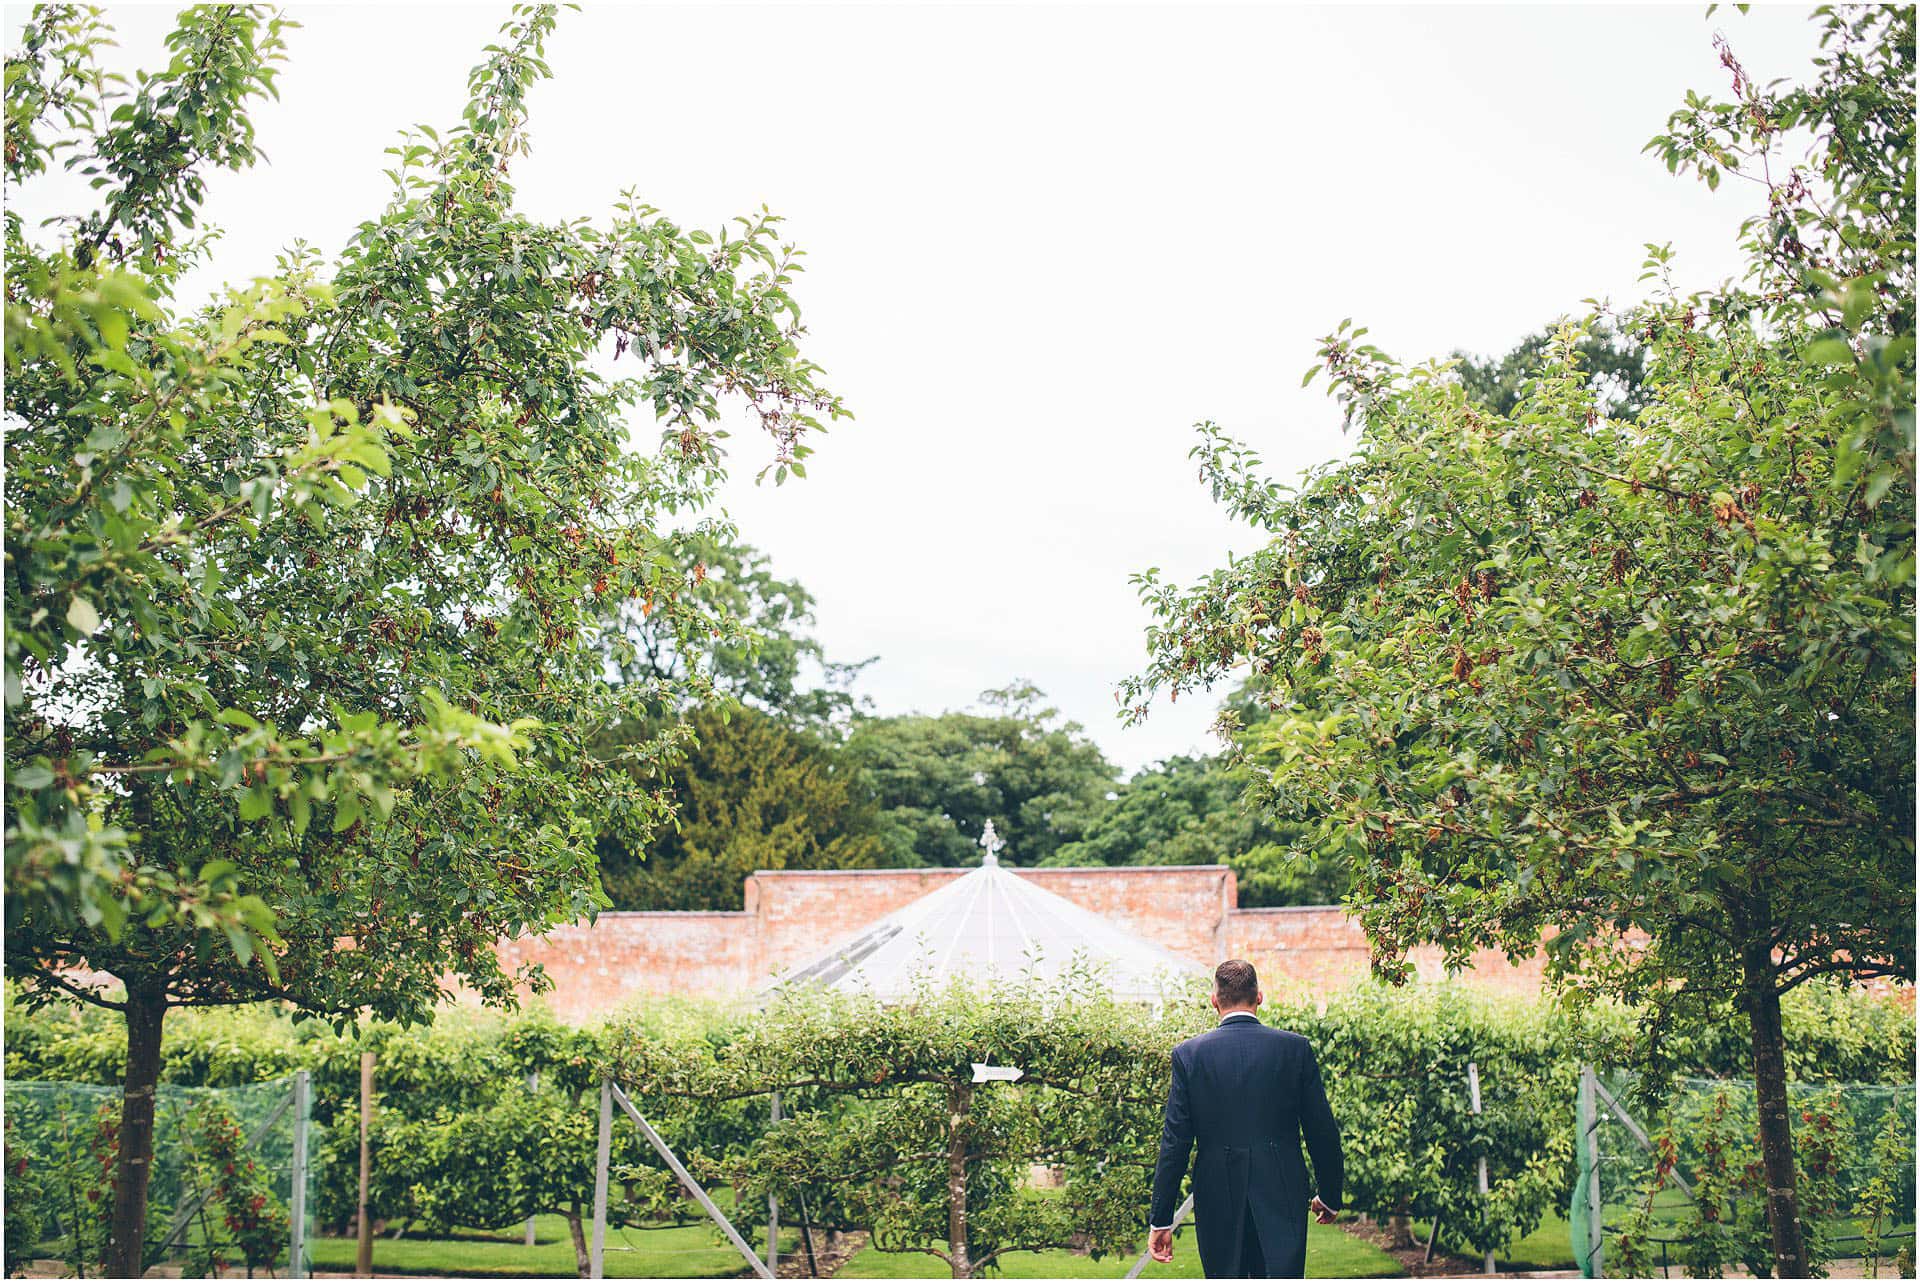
[
  {"xmin": 4, "ymin": 1074, "xmax": 318, "ymax": 1277},
  {"xmin": 1571, "ymin": 1069, "xmax": 1915, "ymax": 1278}
]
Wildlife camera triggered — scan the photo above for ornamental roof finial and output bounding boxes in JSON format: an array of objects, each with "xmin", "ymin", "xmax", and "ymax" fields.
[{"xmin": 979, "ymin": 819, "xmax": 1006, "ymax": 867}]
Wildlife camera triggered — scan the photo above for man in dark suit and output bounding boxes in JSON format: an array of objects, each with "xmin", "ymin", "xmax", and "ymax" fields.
[{"xmin": 1147, "ymin": 959, "xmax": 1344, "ymax": 1279}]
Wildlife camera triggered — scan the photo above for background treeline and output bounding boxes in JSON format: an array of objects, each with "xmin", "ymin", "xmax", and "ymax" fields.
[{"xmin": 596, "ymin": 671, "xmax": 1343, "ymax": 911}]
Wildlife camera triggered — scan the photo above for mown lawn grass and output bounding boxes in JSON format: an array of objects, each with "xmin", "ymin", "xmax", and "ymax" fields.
[
  {"xmin": 833, "ymin": 1220, "xmax": 1401, "ymax": 1278},
  {"xmin": 307, "ymin": 1210, "xmax": 796, "ymax": 1278},
  {"xmin": 1407, "ymin": 1212, "xmax": 1577, "ymax": 1272},
  {"xmin": 1408, "ymin": 1210, "xmax": 1916, "ymax": 1274}
]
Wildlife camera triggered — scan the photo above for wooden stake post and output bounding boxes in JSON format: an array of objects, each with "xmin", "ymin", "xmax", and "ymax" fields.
[
  {"xmin": 525, "ymin": 1071, "xmax": 540, "ymax": 1247},
  {"xmin": 357, "ymin": 1052, "xmax": 375, "ymax": 1276},
  {"xmin": 1467, "ymin": 1062, "xmax": 1493, "ymax": 1275},
  {"xmin": 588, "ymin": 1079, "xmax": 774, "ymax": 1280},
  {"xmin": 590, "ymin": 1079, "xmax": 613, "ymax": 1278},
  {"xmin": 767, "ymin": 1091, "xmax": 782, "ymax": 1275}
]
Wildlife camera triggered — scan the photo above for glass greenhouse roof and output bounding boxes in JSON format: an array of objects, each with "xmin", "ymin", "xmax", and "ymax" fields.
[{"xmin": 763, "ymin": 827, "xmax": 1206, "ymax": 1004}]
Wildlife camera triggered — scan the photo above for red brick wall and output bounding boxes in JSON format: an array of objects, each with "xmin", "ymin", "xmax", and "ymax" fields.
[
  {"xmin": 1228, "ymin": 907, "xmax": 1549, "ymax": 1000},
  {"xmin": 495, "ymin": 911, "xmax": 752, "ymax": 1022},
  {"xmin": 744, "ymin": 868, "xmax": 969, "ymax": 981},
  {"xmin": 489, "ymin": 865, "xmax": 1549, "ymax": 1023},
  {"xmin": 1019, "ymin": 866, "xmax": 1234, "ymax": 965}
]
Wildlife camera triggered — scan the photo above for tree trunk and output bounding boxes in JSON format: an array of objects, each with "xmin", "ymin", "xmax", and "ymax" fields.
[
  {"xmin": 1743, "ymin": 938, "xmax": 1809, "ymax": 1278},
  {"xmin": 109, "ymin": 984, "xmax": 168, "ymax": 1278},
  {"xmin": 567, "ymin": 1203, "xmax": 589, "ymax": 1277},
  {"xmin": 947, "ymin": 1082, "xmax": 973, "ymax": 1279}
]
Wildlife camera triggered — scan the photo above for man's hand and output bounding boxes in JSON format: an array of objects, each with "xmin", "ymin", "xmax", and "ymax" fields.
[
  {"xmin": 1310, "ymin": 1196, "xmax": 1337, "ymax": 1225},
  {"xmin": 1149, "ymin": 1228, "xmax": 1175, "ymax": 1262}
]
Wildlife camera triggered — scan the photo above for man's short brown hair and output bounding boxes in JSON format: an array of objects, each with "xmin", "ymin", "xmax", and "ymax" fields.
[{"xmin": 1214, "ymin": 959, "xmax": 1259, "ymax": 1008}]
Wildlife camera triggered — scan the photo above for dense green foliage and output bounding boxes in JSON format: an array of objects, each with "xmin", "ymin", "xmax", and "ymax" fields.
[
  {"xmin": 4, "ymin": 1118, "xmax": 46, "ymax": 1276},
  {"xmin": 844, "ymin": 684, "xmax": 1119, "ymax": 869},
  {"xmin": 1045, "ymin": 753, "xmax": 1345, "ymax": 906},
  {"xmin": 1123, "ymin": 8, "xmax": 1914, "ymax": 1274},
  {"xmin": 3, "ymin": 4, "xmax": 848, "ymax": 1267},
  {"xmin": 598, "ymin": 703, "xmax": 885, "ymax": 910},
  {"xmin": 1452, "ymin": 319, "xmax": 1650, "ymax": 421},
  {"xmin": 613, "ymin": 979, "xmax": 1192, "ymax": 1280},
  {"xmin": 7, "ymin": 981, "xmax": 1910, "ymax": 1274},
  {"xmin": 4, "ymin": 1, "xmax": 843, "ymax": 1014},
  {"xmin": 12, "ymin": 981, "xmax": 1909, "ymax": 1096},
  {"xmin": 595, "ymin": 677, "xmax": 1356, "ymax": 911},
  {"xmin": 339, "ymin": 1009, "xmax": 741, "ymax": 1277},
  {"xmin": 1601, "ymin": 1073, "xmax": 1915, "ymax": 1279}
]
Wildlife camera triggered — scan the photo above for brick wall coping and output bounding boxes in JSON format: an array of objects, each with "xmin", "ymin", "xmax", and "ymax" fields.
[
  {"xmin": 568, "ymin": 910, "xmax": 753, "ymax": 919},
  {"xmin": 745, "ymin": 868, "xmax": 962, "ymax": 878},
  {"xmin": 1230, "ymin": 905, "xmax": 1353, "ymax": 915}
]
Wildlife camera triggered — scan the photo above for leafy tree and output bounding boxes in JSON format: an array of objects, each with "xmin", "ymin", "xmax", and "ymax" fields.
[
  {"xmin": 1046, "ymin": 753, "xmax": 1253, "ymax": 866},
  {"xmin": 1123, "ymin": 8, "xmax": 1913, "ymax": 1277},
  {"xmin": 613, "ymin": 979, "xmax": 1205, "ymax": 1281},
  {"xmin": 847, "ymin": 684, "xmax": 1119, "ymax": 867},
  {"xmin": 597, "ymin": 702, "xmax": 885, "ymax": 910},
  {"xmin": 310, "ymin": 1006, "xmax": 764, "ymax": 1276},
  {"xmin": 369, "ymin": 1085, "xmax": 625, "ymax": 1276},
  {"xmin": 589, "ymin": 537, "xmax": 877, "ymax": 910},
  {"xmin": 1222, "ymin": 838, "xmax": 1347, "ymax": 908},
  {"xmin": 1046, "ymin": 754, "xmax": 1343, "ymax": 905},
  {"xmin": 1453, "ymin": 318, "xmax": 1649, "ymax": 419},
  {"xmin": 610, "ymin": 539, "xmax": 871, "ymax": 730},
  {"xmin": 3, "ymin": 4, "xmax": 844, "ymax": 1272}
]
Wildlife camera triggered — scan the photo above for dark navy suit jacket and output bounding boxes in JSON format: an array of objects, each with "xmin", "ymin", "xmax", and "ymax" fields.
[{"xmin": 1149, "ymin": 1013, "xmax": 1344, "ymax": 1278}]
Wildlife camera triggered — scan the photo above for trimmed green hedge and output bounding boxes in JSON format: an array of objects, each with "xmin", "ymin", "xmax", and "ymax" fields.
[
  {"xmin": 6, "ymin": 981, "xmax": 1909, "ymax": 1266},
  {"xmin": 13, "ymin": 981, "xmax": 1904, "ymax": 1094}
]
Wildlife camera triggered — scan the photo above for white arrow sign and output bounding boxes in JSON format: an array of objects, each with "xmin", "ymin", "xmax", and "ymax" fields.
[{"xmin": 971, "ymin": 1063, "xmax": 1024, "ymax": 1084}]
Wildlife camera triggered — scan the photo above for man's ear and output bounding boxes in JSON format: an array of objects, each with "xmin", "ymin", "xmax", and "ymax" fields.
[{"xmin": 1255, "ymin": 989, "xmax": 1265, "ymax": 1009}]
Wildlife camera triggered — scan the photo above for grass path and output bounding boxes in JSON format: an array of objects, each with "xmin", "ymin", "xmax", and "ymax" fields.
[
  {"xmin": 307, "ymin": 1212, "xmax": 798, "ymax": 1279},
  {"xmin": 832, "ymin": 1221, "xmax": 1401, "ymax": 1278},
  {"xmin": 304, "ymin": 1213, "xmax": 1398, "ymax": 1279}
]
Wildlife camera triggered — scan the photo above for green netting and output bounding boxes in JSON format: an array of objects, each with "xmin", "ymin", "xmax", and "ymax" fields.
[
  {"xmin": 5, "ymin": 1074, "xmax": 318, "ymax": 1277},
  {"xmin": 1571, "ymin": 1069, "xmax": 1916, "ymax": 1278}
]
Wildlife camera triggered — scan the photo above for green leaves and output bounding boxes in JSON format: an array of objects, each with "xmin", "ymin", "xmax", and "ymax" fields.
[
  {"xmin": 843, "ymin": 689, "xmax": 1119, "ymax": 871},
  {"xmin": 6, "ymin": 0, "xmax": 848, "ymax": 1056},
  {"xmin": 1122, "ymin": 9, "xmax": 1915, "ymax": 1182},
  {"xmin": 9, "ymin": 764, "xmax": 55, "ymax": 792},
  {"xmin": 612, "ymin": 980, "xmax": 1205, "ymax": 1273},
  {"xmin": 597, "ymin": 703, "xmax": 884, "ymax": 911},
  {"xmin": 1804, "ymin": 335, "xmax": 1856, "ymax": 367}
]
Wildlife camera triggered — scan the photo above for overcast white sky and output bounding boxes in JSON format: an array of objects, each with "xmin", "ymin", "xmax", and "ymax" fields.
[{"xmin": 6, "ymin": 3, "xmax": 1825, "ymax": 773}]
